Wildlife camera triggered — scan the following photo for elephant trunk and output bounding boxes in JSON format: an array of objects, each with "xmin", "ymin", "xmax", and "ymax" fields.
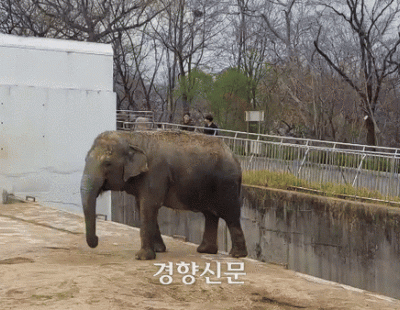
[{"xmin": 80, "ymin": 159, "xmax": 104, "ymax": 248}]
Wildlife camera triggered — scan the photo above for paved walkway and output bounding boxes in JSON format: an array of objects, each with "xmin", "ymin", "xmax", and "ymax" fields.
[{"xmin": 1, "ymin": 202, "xmax": 399, "ymax": 309}]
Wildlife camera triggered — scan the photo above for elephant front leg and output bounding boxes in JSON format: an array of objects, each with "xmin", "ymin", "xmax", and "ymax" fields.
[
  {"xmin": 136, "ymin": 204, "xmax": 159, "ymax": 260},
  {"xmin": 197, "ymin": 212, "xmax": 219, "ymax": 254}
]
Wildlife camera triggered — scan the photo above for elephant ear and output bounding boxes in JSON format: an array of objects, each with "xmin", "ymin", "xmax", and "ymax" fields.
[{"xmin": 123, "ymin": 145, "xmax": 149, "ymax": 181}]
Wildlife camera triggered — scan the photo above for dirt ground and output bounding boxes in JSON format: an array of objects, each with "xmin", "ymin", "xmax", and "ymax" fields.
[{"xmin": 1, "ymin": 202, "xmax": 400, "ymax": 310}]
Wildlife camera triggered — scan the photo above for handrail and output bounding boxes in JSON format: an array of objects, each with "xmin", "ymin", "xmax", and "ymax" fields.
[
  {"xmin": 117, "ymin": 120, "xmax": 400, "ymax": 157},
  {"xmin": 116, "ymin": 119, "xmax": 400, "ymax": 200}
]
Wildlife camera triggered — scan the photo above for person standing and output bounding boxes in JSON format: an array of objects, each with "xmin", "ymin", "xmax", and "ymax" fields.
[
  {"xmin": 181, "ymin": 112, "xmax": 195, "ymax": 131},
  {"xmin": 204, "ymin": 114, "xmax": 218, "ymax": 135}
]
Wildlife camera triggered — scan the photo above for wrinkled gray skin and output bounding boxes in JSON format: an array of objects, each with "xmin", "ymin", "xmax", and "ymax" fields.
[{"xmin": 81, "ymin": 130, "xmax": 247, "ymax": 260}]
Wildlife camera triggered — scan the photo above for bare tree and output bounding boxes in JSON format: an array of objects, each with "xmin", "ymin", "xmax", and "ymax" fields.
[
  {"xmin": 151, "ymin": 0, "xmax": 227, "ymax": 116},
  {"xmin": 259, "ymin": 0, "xmax": 313, "ymax": 62},
  {"xmin": 29, "ymin": 0, "xmax": 167, "ymax": 42},
  {"xmin": 313, "ymin": 0, "xmax": 400, "ymax": 146},
  {"xmin": 234, "ymin": 0, "xmax": 248, "ymax": 69},
  {"xmin": 113, "ymin": 30, "xmax": 140, "ymax": 111},
  {"xmin": 113, "ymin": 27, "xmax": 164, "ymax": 112},
  {"xmin": 227, "ymin": 0, "xmax": 271, "ymax": 109},
  {"xmin": 0, "ymin": 0, "xmax": 58, "ymax": 36}
]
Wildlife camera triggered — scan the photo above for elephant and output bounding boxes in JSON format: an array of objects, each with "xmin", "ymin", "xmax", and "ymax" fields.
[{"xmin": 80, "ymin": 130, "xmax": 248, "ymax": 260}]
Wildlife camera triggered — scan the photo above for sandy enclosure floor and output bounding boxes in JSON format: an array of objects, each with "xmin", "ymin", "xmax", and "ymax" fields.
[{"xmin": 1, "ymin": 202, "xmax": 399, "ymax": 310}]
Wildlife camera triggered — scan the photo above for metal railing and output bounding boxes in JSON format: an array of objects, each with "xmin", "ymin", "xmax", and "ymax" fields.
[
  {"xmin": 117, "ymin": 110, "xmax": 154, "ymax": 130},
  {"xmin": 222, "ymin": 136, "xmax": 400, "ymax": 199},
  {"xmin": 116, "ymin": 117, "xmax": 400, "ymax": 202}
]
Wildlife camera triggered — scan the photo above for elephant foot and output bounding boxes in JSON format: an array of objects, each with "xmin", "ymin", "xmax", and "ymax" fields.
[
  {"xmin": 229, "ymin": 246, "xmax": 248, "ymax": 258},
  {"xmin": 86, "ymin": 235, "xmax": 99, "ymax": 248},
  {"xmin": 197, "ymin": 242, "xmax": 218, "ymax": 254},
  {"xmin": 154, "ymin": 242, "xmax": 166, "ymax": 253},
  {"xmin": 135, "ymin": 248, "xmax": 156, "ymax": 260}
]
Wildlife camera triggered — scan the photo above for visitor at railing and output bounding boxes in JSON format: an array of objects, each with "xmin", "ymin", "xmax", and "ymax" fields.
[
  {"xmin": 204, "ymin": 114, "xmax": 218, "ymax": 136},
  {"xmin": 181, "ymin": 112, "xmax": 195, "ymax": 131}
]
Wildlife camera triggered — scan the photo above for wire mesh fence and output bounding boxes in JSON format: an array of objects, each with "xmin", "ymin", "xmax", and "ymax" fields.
[{"xmin": 116, "ymin": 111, "xmax": 400, "ymax": 203}]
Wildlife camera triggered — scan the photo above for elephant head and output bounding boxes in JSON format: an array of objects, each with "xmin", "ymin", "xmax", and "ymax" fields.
[{"xmin": 80, "ymin": 133, "xmax": 148, "ymax": 248}]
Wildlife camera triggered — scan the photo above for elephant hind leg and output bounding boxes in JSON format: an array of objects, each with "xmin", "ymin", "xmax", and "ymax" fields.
[
  {"xmin": 154, "ymin": 222, "xmax": 166, "ymax": 252},
  {"xmin": 220, "ymin": 203, "xmax": 247, "ymax": 258},
  {"xmin": 197, "ymin": 212, "xmax": 219, "ymax": 254},
  {"xmin": 226, "ymin": 220, "xmax": 247, "ymax": 258}
]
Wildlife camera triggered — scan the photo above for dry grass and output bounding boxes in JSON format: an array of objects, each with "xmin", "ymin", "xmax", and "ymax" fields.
[{"xmin": 242, "ymin": 170, "xmax": 400, "ymax": 206}]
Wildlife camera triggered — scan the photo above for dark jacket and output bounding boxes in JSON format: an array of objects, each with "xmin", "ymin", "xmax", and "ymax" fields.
[
  {"xmin": 181, "ymin": 120, "xmax": 195, "ymax": 131},
  {"xmin": 204, "ymin": 123, "xmax": 218, "ymax": 135}
]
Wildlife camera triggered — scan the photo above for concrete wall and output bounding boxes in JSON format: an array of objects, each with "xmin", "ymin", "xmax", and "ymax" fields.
[
  {"xmin": 241, "ymin": 186, "xmax": 400, "ymax": 299},
  {"xmin": 0, "ymin": 34, "xmax": 116, "ymax": 216}
]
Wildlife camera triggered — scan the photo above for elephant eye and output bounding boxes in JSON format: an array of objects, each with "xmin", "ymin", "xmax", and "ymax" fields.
[{"xmin": 103, "ymin": 161, "xmax": 112, "ymax": 167}]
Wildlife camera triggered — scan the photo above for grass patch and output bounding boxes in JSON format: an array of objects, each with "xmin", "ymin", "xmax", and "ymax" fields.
[
  {"xmin": 242, "ymin": 170, "xmax": 307, "ymax": 189},
  {"xmin": 242, "ymin": 170, "xmax": 400, "ymax": 206}
]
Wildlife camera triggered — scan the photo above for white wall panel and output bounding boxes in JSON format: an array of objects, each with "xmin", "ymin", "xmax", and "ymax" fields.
[
  {"xmin": 0, "ymin": 34, "xmax": 113, "ymax": 91},
  {"xmin": 0, "ymin": 34, "xmax": 115, "ymax": 218}
]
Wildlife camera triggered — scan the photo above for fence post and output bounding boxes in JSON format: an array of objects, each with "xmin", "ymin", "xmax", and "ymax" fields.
[
  {"xmin": 352, "ymin": 153, "xmax": 367, "ymax": 188},
  {"xmin": 297, "ymin": 140, "xmax": 310, "ymax": 177}
]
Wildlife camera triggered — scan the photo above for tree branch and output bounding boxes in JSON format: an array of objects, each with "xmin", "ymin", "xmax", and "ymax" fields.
[{"xmin": 313, "ymin": 39, "xmax": 367, "ymax": 103}]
